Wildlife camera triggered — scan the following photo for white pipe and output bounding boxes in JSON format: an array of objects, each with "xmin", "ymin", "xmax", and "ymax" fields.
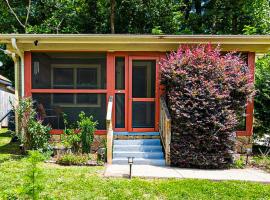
[{"xmin": 11, "ymin": 38, "xmax": 24, "ymax": 97}]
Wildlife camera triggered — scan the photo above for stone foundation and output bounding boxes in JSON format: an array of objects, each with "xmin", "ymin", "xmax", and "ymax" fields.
[
  {"xmin": 50, "ymin": 134, "xmax": 106, "ymax": 153},
  {"xmin": 236, "ymin": 136, "xmax": 253, "ymax": 154},
  {"xmin": 50, "ymin": 134, "xmax": 61, "ymax": 142},
  {"xmin": 91, "ymin": 135, "xmax": 106, "ymax": 153}
]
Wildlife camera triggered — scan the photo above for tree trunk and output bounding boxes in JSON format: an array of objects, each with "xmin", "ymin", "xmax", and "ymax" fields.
[{"xmin": 110, "ymin": 0, "xmax": 115, "ymax": 34}]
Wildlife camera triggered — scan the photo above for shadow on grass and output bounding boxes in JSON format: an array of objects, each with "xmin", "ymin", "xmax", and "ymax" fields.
[{"xmin": 0, "ymin": 130, "xmax": 24, "ymax": 163}]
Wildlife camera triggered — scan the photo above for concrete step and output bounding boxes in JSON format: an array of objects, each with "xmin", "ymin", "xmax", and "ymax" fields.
[
  {"xmin": 113, "ymin": 151, "xmax": 164, "ymax": 159},
  {"xmin": 114, "ymin": 145, "xmax": 162, "ymax": 152},
  {"xmin": 112, "ymin": 158, "xmax": 165, "ymax": 166},
  {"xmin": 114, "ymin": 139, "xmax": 161, "ymax": 146},
  {"xmin": 114, "ymin": 132, "xmax": 160, "ymax": 136},
  {"xmin": 114, "ymin": 132, "xmax": 160, "ymax": 140}
]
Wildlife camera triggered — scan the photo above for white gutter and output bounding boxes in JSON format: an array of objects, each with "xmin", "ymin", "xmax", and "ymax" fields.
[{"xmin": 11, "ymin": 38, "xmax": 24, "ymax": 97}]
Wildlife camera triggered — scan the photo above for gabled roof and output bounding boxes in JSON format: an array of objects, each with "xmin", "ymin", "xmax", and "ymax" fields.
[
  {"xmin": 1, "ymin": 34, "xmax": 270, "ymax": 53},
  {"xmin": 0, "ymin": 75, "xmax": 12, "ymax": 86}
]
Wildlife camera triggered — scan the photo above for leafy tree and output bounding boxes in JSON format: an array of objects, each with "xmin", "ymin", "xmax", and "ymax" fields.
[
  {"xmin": 242, "ymin": 0, "xmax": 270, "ymax": 35},
  {"xmin": 254, "ymin": 53, "xmax": 270, "ymax": 138}
]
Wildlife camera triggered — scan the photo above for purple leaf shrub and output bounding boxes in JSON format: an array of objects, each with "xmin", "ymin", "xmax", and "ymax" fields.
[{"xmin": 160, "ymin": 44, "xmax": 254, "ymax": 168}]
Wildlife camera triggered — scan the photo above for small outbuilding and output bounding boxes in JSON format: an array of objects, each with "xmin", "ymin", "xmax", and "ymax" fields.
[{"xmin": 0, "ymin": 74, "xmax": 15, "ymax": 128}]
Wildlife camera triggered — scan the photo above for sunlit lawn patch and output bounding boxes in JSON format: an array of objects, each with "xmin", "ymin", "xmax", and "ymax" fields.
[{"xmin": 1, "ymin": 129, "xmax": 270, "ymax": 199}]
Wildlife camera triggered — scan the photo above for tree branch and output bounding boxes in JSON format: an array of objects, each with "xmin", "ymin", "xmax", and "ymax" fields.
[
  {"xmin": 24, "ymin": 0, "xmax": 31, "ymax": 27},
  {"xmin": 5, "ymin": 0, "xmax": 25, "ymax": 29}
]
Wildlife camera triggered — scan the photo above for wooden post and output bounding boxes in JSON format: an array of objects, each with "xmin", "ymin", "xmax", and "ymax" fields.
[{"xmin": 106, "ymin": 96, "xmax": 113, "ymax": 164}]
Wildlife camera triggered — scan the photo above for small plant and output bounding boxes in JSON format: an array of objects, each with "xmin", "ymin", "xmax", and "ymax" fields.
[
  {"xmin": 251, "ymin": 148, "xmax": 270, "ymax": 171},
  {"xmin": 28, "ymin": 119, "xmax": 51, "ymax": 152},
  {"xmin": 61, "ymin": 112, "xmax": 98, "ymax": 153},
  {"xmin": 13, "ymin": 98, "xmax": 51, "ymax": 153},
  {"xmin": 62, "ymin": 113, "xmax": 81, "ymax": 152},
  {"xmin": 22, "ymin": 150, "xmax": 45, "ymax": 200},
  {"xmin": 57, "ymin": 153, "xmax": 92, "ymax": 166},
  {"xmin": 13, "ymin": 97, "xmax": 36, "ymax": 149},
  {"xmin": 77, "ymin": 112, "xmax": 98, "ymax": 153},
  {"xmin": 233, "ymin": 156, "xmax": 246, "ymax": 169}
]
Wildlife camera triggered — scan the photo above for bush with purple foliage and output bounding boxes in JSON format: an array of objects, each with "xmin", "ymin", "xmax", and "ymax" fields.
[{"xmin": 160, "ymin": 44, "xmax": 254, "ymax": 168}]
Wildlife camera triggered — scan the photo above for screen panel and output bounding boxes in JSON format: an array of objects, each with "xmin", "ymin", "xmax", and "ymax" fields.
[{"xmin": 32, "ymin": 93, "xmax": 106, "ymax": 130}]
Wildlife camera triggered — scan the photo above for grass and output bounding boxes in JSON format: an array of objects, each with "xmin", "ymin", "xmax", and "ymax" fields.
[{"xmin": 1, "ymin": 129, "xmax": 270, "ymax": 199}]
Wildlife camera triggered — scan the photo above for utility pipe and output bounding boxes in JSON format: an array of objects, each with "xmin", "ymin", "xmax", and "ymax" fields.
[{"xmin": 11, "ymin": 38, "xmax": 24, "ymax": 97}]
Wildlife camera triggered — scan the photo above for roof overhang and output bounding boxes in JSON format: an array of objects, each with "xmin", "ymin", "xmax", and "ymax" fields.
[{"xmin": 1, "ymin": 34, "xmax": 270, "ymax": 53}]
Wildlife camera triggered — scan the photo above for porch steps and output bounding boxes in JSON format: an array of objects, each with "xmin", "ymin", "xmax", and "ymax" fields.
[{"xmin": 112, "ymin": 134, "xmax": 165, "ymax": 166}]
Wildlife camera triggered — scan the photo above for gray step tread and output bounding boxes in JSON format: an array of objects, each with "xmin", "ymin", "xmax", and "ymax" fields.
[
  {"xmin": 114, "ymin": 132, "xmax": 160, "ymax": 136},
  {"xmin": 113, "ymin": 145, "xmax": 162, "ymax": 152},
  {"xmin": 114, "ymin": 139, "xmax": 161, "ymax": 145},
  {"xmin": 113, "ymin": 151, "xmax": 164, "ymax": 159},
  {"xmin": 112, "ymin": 157, "xmax": 165, "ymax": 166}
]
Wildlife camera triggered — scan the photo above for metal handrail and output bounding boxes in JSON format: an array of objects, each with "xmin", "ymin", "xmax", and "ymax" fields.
[{"xmin": 0, "ymin": 110, "xmax": 12, "ymax": 124}]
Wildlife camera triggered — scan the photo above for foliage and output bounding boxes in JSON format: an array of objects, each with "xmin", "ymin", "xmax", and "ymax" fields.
[
  {"xmin": 62, "ymin": 114, "xmax": 81, "ymax": 152},
  {"xmin": 27, "ymin": 120, "xmax": 51, "ymax": 152},
  {"xmin": 251, "ymin": 148, "xmax": 270, "ymax": 172},
  {"xmin": 1, "ymin": 0, "xmax": 270, "ymax": 87},
  {"xmin": 242, "ymin": 0, "xmax": 270, "ymax": 35},
  {"xmin": 160, "ymin": 44, "xmax": 254, "ymax": 168},
  {"xmin": 232, "ymin": 156, "xmax": 246, "ymax": 169},
  {"xmin": 77, "ymin": 111, "xmax": 98, "ymax": 153},
  {"xmin": 14, "ymin": 97, "xmax": 36, "ymax": 149},
  {"xmin": 56, "ymin": 153, "xmax": 95, "ymax": 166},
  {"xmin": 22, "ymin": 150, "xmax": 45, "ymax": 200},
  {"xmin": 62, "ymin": 112, "xmax": 97, "ymax": 153},
  {"xmin": 254, "ymin": 53, "xmax": 270, "ymax": 139},
  {"xmin": 13, "ymin": 97, "xmax": 51, "ymax": 152},
  {"xmin": 252, "ymin": 155, "xmax": 270, "ymax": 172}
]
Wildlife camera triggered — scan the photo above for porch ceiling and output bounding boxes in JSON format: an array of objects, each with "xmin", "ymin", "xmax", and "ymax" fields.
[{"xmin": 1, "ymin": 34, "xmax": 270, "ymax": 53}]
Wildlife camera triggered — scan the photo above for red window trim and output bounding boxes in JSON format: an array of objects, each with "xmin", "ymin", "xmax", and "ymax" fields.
[{"xmin": 24, "ymin": 51, "xmax": 108, "ymax": 135}]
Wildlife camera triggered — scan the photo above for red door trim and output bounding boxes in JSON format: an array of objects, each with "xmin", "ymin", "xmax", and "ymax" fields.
[
  {"xmin": 128, "ymin": 56, "xmax": 160, "ymax": 132},
  {"xmin": 113, "ymin": 53, "xmax": 129, "ymax": 132}
]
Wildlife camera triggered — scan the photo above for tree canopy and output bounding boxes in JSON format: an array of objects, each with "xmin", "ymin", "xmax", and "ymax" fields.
[{"xmin": 0, "ymin": 0, "xmax": 269, "ymax": 35}]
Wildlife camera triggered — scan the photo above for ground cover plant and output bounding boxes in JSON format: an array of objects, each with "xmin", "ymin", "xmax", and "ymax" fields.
[
  {"xmin": 0, "ymin": 129, "xmax": 270, "ymax": 199},
  {"xmin": 160, "ymin": 44, "xmax": 254, "ymax": 168}
]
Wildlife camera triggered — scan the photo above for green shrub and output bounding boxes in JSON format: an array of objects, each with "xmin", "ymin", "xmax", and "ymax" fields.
[
  {"xmin": 14, "ymin": 97, "xmax": 36, "ymax": 149},
  {"xmin": 77, "ymin": 112, "xmax": 98, "ymax": 153},
  {"xmin": 57, "ymin": 153, "xmax": 93, "ymax": 166},
  {"xmin": 13, "ymin": 98, "xmax": 51, "ymax": 152},
  {"xmin": 62, "ymin": 112, "xmax": 98, "ymax": 153},
  {"xmin": 28, "ymin": 119, "xmax": 51, "ymax": 152},
  {"xmin": 62, "ymin": 113, "xmax": 81, "ymax": 152}
]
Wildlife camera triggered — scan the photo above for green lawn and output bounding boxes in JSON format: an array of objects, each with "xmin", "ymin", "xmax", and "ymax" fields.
[{"xmin": 1, "ymin": 129, "xmax": 270, "ymax": 200}]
